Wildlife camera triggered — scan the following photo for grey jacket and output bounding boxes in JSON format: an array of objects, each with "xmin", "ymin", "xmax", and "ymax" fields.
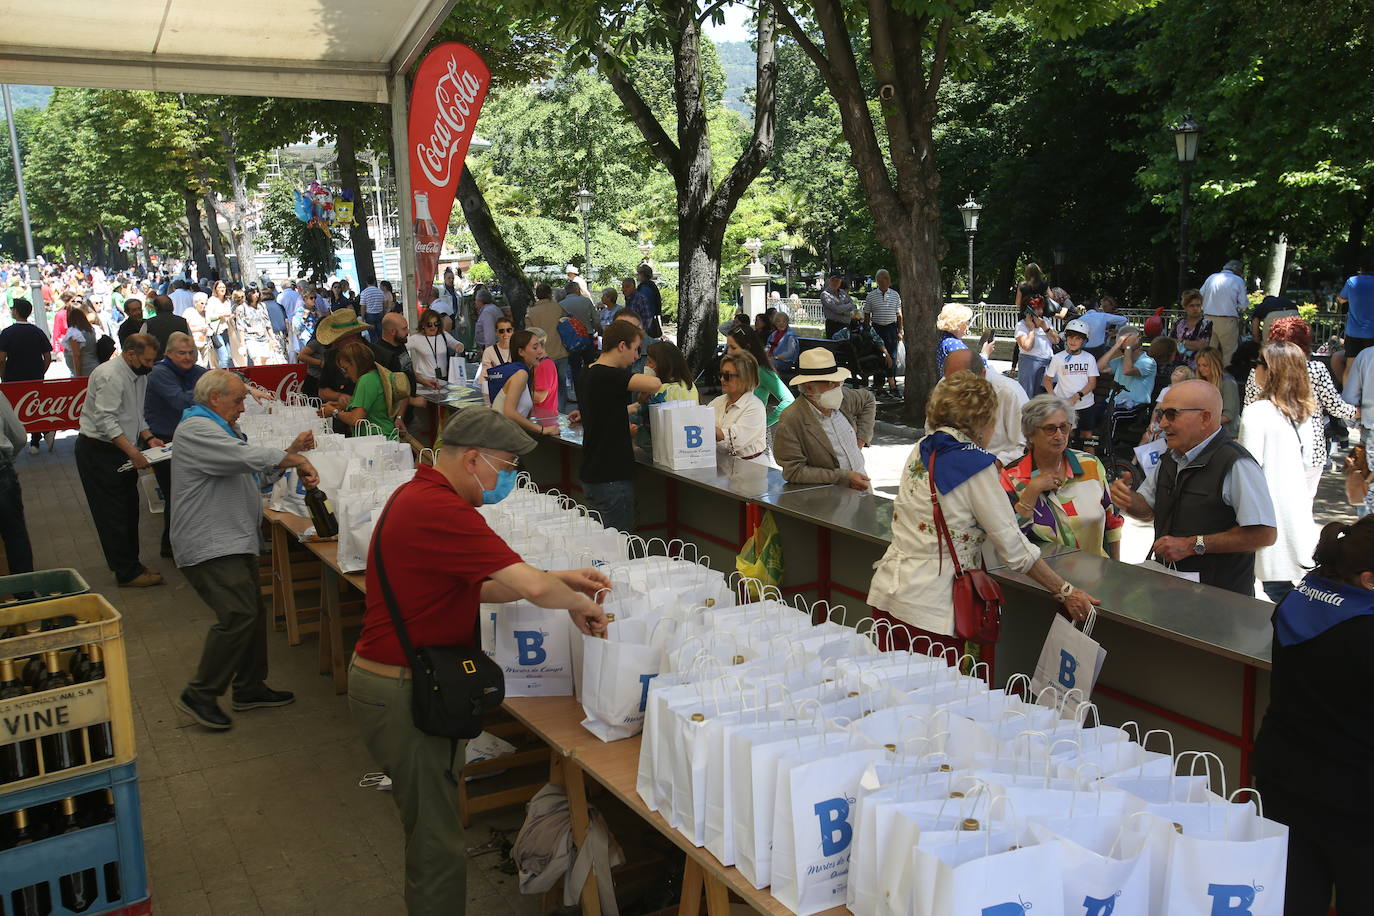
[
  {"xmin": 773, "ymin": 387, "xmax": 876, "ymax": 484},
  {"xmin": 170, "ymin": 414, "xmax": 286, "ymax": 567},
  {"xmin": 0, "ymin": 392, "xmax": 25, "ymax": 462}
]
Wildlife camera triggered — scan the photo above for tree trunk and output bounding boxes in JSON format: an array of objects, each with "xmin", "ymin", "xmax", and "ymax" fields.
[
  {"xmin": 201, "ymin": 187, "xmax": 231, "ymax": 281},
  {"xmin": 1344, "ymin": 184, "xmax": 1374, "ymax": 275},
  {"xmin": 1265, "ymin": 235, "xmax": 1288, "ymax": 296},
  {"xmin": 183, "ymin": 188, "xmax": 211, "ymax": 279},
  {"xmin": 456, "ymin": 166, "xmax": 533, "ymax": 327},
  {"xmin": 220, "ymin": 126, "xmax": 257, "ymax": 283},
  {"xmin": 894, "ymin": 212, "xmax": 943, "ymax": 426},
  {"xmin": 334, "ymin": 123, "xmax": 376, "ymax": 284},
  {"xmin": 677, "ymin": 219, "xmax": 727, "ymax": 376}
]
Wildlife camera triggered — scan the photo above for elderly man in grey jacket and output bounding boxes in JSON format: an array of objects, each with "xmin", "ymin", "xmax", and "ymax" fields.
[
  {"xmin": 773, "ymin": 349, "xmax": 876, "ymax": 489},
  {"xmin": 172, "ymin": 369, "xmax": 319, "ymax": 730}
]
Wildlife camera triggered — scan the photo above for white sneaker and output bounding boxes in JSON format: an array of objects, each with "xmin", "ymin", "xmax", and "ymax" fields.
[{"xmin": 28, "ymin": 444, "xmax": 39, "ymax": 455}]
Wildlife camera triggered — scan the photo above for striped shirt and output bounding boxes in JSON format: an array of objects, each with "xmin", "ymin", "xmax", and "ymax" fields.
[
  {"xmin": 359, "ymin": 284, "xmax": 386, "ymax": 315},
  {"xmin": 863, "ymin": 287, "xmax": 902, "ymax": 325}
]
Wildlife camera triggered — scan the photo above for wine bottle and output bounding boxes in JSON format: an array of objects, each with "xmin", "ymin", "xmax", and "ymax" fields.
[
  {"xmin": 80, "ymin": 645, "xmax": 114, "ymax": 762},
  {"xmin": 7, "ymin": 809, "xmax": 54, "ymax": 916},
  {"xmin": 37, "ymin": 651, "xmax": 83, "ymax": 772},
  {"xmin": 304, "ymin": 485, "xmax": 338, "ymax": 537},
  {"xmin": 19, "ymin": 622, "xmax": 45, "ymax": 689},
  {"xmin": 0, "ymin": 658, "xmax": 39, "ymax": 784},
  {"xmin": 67, "ymin": 643, "xmax": 92, "ymax": 683},
  {"xmin": 56, "ymin": 798, "xmax": 100, "ymax": 912}
]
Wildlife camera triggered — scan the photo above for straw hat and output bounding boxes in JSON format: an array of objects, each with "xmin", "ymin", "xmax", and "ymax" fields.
[
  {"xmin": 789, "ymin": 348, "xmax": 851, "ymax": 387},
  {"xmin": 316, "ymin": 308, "xmax": 368, "ymax": 345}
]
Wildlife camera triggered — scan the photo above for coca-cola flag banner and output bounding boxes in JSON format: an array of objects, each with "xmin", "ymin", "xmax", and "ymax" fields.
[
  {"xmin": 1, "ymin": 364, "xmax": 306, "ymax": 433},
  {"xmin": 407, "ymin": 42, "xmax": 491, "ymax": 307}
]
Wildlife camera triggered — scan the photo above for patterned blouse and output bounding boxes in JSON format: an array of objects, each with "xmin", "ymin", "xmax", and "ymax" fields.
[
  {"xmin": 1170, "ymin": 316, "xmax": 1214, "ymax": 368},
  {"xmin": 937, "ymin": 331, "xmax": 968, "ymax": 375},
  {"xmin": 1243, "ymin": 359, "xmax": 1358, "ymax": 467},
  {"xmin": 1000, "ymin": 449, "xmax": 1124, "ymax": 557}
]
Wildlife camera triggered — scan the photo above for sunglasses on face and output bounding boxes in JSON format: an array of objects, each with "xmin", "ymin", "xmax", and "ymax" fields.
[
  {"xmin": 498, "ymin": 327, "xmax": 514, "ymax": 334},
  {"xmin": 1152, "ymin": 407, "xmax": 1205, "ymax": 422},
  {"xmin": 719, "ymin": 371, "xmax": 740, "ymax": 381},
  {"xmin": 1037, "ymin": 423, "xmax": 1072, "ymax": 436},
  {"xmin": 423, "ymin": 321, "xmax": 441, "ymax": 328}
]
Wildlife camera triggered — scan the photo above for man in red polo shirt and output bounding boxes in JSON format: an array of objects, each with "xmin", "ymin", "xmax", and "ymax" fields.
[{"xmin": 349, "ymin": 408, "xmax": 608, "ymax": 915}]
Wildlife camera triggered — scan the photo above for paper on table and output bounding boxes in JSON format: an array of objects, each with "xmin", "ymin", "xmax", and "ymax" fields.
[
  {"xmin": 1136, "ymin": 559, "xmax": 1201, "ymax": 583},
  {"xmin": 117, "ymin": 444, "xmax": 174, "ymax": 472}
]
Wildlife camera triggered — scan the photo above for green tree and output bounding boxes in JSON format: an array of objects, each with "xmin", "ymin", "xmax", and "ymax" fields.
[{"xmin": 770, "ymin": 0, "xmax": 1145, "ymax": 421}]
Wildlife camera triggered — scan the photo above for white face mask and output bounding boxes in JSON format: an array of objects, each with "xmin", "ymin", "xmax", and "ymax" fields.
[
  {"xmin": 642, "ymin": 364, "xmax": 657, "ymax": 378},
  {"xmin": 811, "ymin": 386, "xmax": 844, "ymax": 410}
]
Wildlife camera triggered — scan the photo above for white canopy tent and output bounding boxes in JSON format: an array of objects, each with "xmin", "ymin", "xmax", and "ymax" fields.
[{"xmin": 0, "ymin": 0, "xmax": 458, "ymax": 313}]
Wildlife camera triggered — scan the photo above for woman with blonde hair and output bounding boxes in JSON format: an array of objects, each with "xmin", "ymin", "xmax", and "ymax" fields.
[
  {"xmin": 868, "ymin": 371, "xmax": 1098, "ymax": 659},
  {"xmin": 1240, "ymin": 341, "xmax": 1319, "ymax": 603},
  {"xmin": 935, "ymin": 302, "xmax": 973, "ymax": 375},
  {"xmin": 711, "ymin": 349, "xmax": 769, "ymax": 465},
  {"xmin": 1194, "ymin": 347, "xmax": 1239, "ymax": 438}
]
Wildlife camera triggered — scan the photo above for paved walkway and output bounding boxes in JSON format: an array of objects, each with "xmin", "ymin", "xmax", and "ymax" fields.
[{"xmin": 11, "ymin": 432, "xmax": 536, "ymax": 916}]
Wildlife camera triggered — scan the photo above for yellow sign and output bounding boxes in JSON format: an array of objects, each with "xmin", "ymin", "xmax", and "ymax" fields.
[{"xmin": 1, "ymin": 683, "xmax": 109, "ymax": 742}]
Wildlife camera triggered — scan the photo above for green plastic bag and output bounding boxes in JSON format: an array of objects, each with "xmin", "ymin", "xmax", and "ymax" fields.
[{"xmin": 735, "ymin": 510, "xmax": 784, "ymax": 600}]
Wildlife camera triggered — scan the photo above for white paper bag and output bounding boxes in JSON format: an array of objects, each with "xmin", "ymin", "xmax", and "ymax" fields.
[
  {"xmin": 909, "ymin": 832, "xmax": 1066, "ymax": 916},
  {"xmin": 1134, "ymin": 438, "xmax": 1168, "ymax": 475},
  {"xmin": 486, "ymin": 602, "xmax": 574, "ymax": 696},
  {"xmin": 1031, "ymin": 613, "xmax": 1107, "ymax": 717},
  {"xmin": 770, "ymin": 748, "xmax": 888, "ymax": 916},
  {"xmin": 579, "ymin": 623, "xmax": 663, "ymax": 742},
  {"xmin": 335, "ymin": 497, "xmax": 382, "ymax": 573},
  {"xmin": 648, "ymin": 402, "xmax": 716, "ymax": 471},
  {"xmin": 1029, "ymin": 815, "xmax": 1154, "ymax": 916},
  {"xmin": 1158, "ymin": 800, "xmax": 1288, "ymax": 916},
  {"xmin": 269, "ymin": 452, "xmax": 350, "ymax": 517},
  {"xmin": 139, "ymin": 472, "xmax": 165, "ymax": 514},
  {"xmin": 448, "ymin": 355, "xmax": 468, "ymax": 382}
]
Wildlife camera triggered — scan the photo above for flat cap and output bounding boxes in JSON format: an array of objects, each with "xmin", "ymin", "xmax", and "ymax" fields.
[{"xmin": 440, "ymin": 407, "xmax": 538, "ymax": 455}]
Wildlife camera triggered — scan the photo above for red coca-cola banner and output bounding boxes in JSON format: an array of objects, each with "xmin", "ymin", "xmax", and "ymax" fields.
[
  {"xmin": 407, "ymin": 43, "xmax": 491, "ymax": 307},
  {"xmin": 0, "ymin": 364, "xmax": 306, "ymax": 433}
]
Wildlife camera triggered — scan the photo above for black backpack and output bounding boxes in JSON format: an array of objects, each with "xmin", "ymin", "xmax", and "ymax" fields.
[{"xmin": 96, "ymin": 334, "xmax": 116, "ymax": 363}]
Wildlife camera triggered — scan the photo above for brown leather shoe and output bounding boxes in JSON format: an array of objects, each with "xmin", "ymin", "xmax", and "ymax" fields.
[{"xmin": 118, "ymin": 570, "xmax": 164, "ymax": 588}]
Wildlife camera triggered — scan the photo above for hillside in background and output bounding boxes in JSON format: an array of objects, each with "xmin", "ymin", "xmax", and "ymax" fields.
[
  {"xmin": 4, "ymin": 86, "xmax": 53, "ymax": 109},
  {"xmin": 715, "ymin": 41, "xmax": 752, "ymax": 116}
]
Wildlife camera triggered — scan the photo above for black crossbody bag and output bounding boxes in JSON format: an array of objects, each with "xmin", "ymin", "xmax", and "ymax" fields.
[{"xmin": 370, "ymin": 496, "xmax": 505, "ymax": 740}]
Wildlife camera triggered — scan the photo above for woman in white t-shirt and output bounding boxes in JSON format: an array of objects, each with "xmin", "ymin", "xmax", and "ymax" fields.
[
  {"xmin": 206, "ymin": 280, "xmax": 233, "ymax": 367},
  {"xmin": 407, "ymin": 307, "xmax": 465, "ymax": 390},
  {"xmin": 1014, "ymin": 287, "xmax": 1059, "ymax": 398}
]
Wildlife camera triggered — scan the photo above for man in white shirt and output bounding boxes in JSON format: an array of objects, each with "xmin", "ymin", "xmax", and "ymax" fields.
[
  {"xmin": 1043, "ymin": 319, "xmax": 1099, "ymax": 437},
  {"xmin": 278, "ymin": 281, "xmax": 302, "ymax": 323},
  {"xmin": 1200, "ymin": 259, "xmax": 1248, "ymax": 364},
  {"xmin": 862, "ymin": 269, "xmax": 902, "ymax": 397},
  {"xmin": 565, "ymin": 265, "xmax": 588, "ymax": 298},
  {"xmin": 169, "ymin": 279, "xmax": 195, "ymax": 317},
  {"xmin": 358, "ymin": 276, "xmax": 386, "ymax": 339},
  {"xmin": 950, "ymin": 352, "xmax": 1027, "ymax": 465},
  {"xmin": 75, "ymin": 334, "xmax": 165, "ymax": 588}
]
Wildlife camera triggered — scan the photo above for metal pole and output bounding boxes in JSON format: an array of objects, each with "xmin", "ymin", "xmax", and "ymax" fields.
[
  {"xmin": 387, "ymin": 72, "xmax": 418, "ymax": 327},
  {"xmin": 581, "ymin": 212, "xmax": 592, "ymax": 283},
  {"xmin": 3, "ymin": 84, "xmax": 48, "ymax": 336},
  {"xmin": 1178, "ymin": 163, "xmax": 1192, "ymax": 293},
  {"xmin": 966, "ymin": 232, "xmax": 976, "ymax": 303}
]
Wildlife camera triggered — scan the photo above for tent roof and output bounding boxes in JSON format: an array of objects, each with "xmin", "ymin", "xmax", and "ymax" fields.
[{"xmin": 0, "ymin": 0, "xmax": 457, "ymax": 102}]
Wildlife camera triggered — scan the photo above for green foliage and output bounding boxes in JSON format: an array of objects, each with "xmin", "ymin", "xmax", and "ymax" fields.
[{"xmin": 257, "ymin": 177, "xmax": 341, "ymax": 282}]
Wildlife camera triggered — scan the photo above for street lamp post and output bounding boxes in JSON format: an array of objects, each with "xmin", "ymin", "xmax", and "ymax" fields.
[
  {"xmin": 958, "ymin": 196, "xmax": 983, "ymax": 302},
  {"xmin": 575, "ymin": 186, "xmax": 594, "ymax": 282},
  {"xmin": 1053, "ymin": 242, "xmax": 1067, "ymax": 293},
  {"xmin": 780, "ymin": 243, "xmax": 795, "ymax": 298},
  {"xmin": 2, "ymin": 84, "xmax": 47, "ymax": 335},
  {"xmin": 1171, "ymin": 116, "xmax": 1201, "ymax": 292}
]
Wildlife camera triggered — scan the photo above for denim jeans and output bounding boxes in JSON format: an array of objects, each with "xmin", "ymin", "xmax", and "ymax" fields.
[
  {"xmin": 873, "ymin": 322, "xmax": 900, "ymax": 385},
  {"xmin": 212, "ymin": 331, "xmax": 233, "ymax": 368},
  {"xmin": 1018, "ymin": 354, "xmax": 1051, "ymax": 399},
  {"xmin": 554, "ymin": 356, "xmax": 573, "ymax": 412},
  {"xmin": 1262, "ymin": 580, "xmax": 1295, "ymax": 604},
  {"xmin": 1362, "ymin": 426, "xmax": 1374, "ymax": 519},
  {"xmin": 583, "ymin": 479, "xmax": 635, "ymax": 533}
]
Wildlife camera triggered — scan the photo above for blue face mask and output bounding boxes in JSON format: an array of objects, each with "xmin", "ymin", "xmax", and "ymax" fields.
[{"xmin": 476, "ymin": 454, "xmax": 518, "ymax": 504}]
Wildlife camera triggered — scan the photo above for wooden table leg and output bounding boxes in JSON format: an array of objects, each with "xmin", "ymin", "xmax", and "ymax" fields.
[
  {"xmin": 318, "ymin": 566, "xmax": 347, "ymax": 693},
  {"xmin": 678, "ymin": 857, "xmax": 704, "ymax": 916},
  {"xmin": 277, "ymin": 524, "xmax": 306, "ymax": 646},
  {"xmin": 702, "ymin": 872, "xmax": 731, "ymax": 916},
  {"xmin": 552, "ymin": 755, "xmax": 602, "ymax": 916}
]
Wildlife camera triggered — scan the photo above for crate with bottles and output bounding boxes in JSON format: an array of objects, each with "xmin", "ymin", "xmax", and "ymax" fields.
[
  {"xmin": 0, "ymin": 760, "xmax": 150, "ymax": 915},
  {"xmin": 1, "ymin": 594, "xmax": 135, "ymax": 794},
  {"xmin": 0, "ymin": 568, "xmax": 91, "ymax": 609}
]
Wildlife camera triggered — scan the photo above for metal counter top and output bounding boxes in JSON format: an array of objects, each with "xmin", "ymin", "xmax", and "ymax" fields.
[
  {"xmin": 990, "ymin": 550, "xmax": 1274, "ymax": 669},
  {"xmin": 525, "ymin": 412, "xmax": 1274, "ymax": 668}
]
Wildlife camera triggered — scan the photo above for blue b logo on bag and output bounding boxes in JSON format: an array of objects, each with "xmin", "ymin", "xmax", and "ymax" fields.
[
  {"xmin": 1082, "ymin": 893, "xmax": 1118, "ymax": 915},
  {"xmin": 983, "ymin": 898, "xmax": 1030, "ymax": 916},
  {"xmin": 1058, "ymin": 649, "xmax": 1078, "ymax": 689},
  {"xmin": 513, "ymin": 631, "xmax": 547, "ymax": 666},
  {"xmin": 684, "ymin": 425, "xmax": 703, "ymax": 448},
  {"xmin": 813, "ymin": 797, "xmax": 853, "ymax": 857},
  {"xmin": 638, "ymin": 673, "xmax": 658, "ymax": 712},
  {"xmin": 1206, "ymin": 883, "xmax": 1260, "ymax": 915}
]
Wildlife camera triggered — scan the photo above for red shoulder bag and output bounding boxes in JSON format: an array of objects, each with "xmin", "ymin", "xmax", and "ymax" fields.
[{"xmin": 927, "ymin": 451, "xmax": 1004, "ymax": 643}]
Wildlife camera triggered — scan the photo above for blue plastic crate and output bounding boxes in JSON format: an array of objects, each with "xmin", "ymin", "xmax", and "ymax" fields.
[{"xmin": 0, "ymin": 760, "xmax": 148, "ymax": 915}]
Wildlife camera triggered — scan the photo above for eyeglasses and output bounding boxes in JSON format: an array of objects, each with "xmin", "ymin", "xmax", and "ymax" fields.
[
  {"xmin": 497, "ymin": 327, "xmax": 514, "ymax": 334},
  {"xmin": 1152, "ymin": 407, "xmax": 1205, "ymax": 423},
  {"xmin": 480, "ymin": 452, "xmax": 520, "ymax": 470},
  {"xmin": 719, "ymin": 371, "xmax": 740, "ymax": 381},
  {"xmin": 1036, "ymin": 423, "xmax": 1073, "ymax": 436}
]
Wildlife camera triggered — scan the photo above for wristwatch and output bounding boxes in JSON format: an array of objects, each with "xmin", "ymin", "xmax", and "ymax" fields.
[{"xmin": 1193, "ymin": 535, "xmax": 1207, "ymax": 556}]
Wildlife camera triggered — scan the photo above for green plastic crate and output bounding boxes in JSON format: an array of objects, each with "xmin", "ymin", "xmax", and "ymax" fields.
[{"xmin": 0, "ymin": 568, "xmax": 90, "ymax": 608}]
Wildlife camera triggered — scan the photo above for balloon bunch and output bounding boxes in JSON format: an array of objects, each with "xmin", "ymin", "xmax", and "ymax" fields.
[
  {"xmin": 292, "ymin": 182, "xmax": 358, "ymax": 232},
  {"xmin": 117, "ymin": 229, "xmax": 143, "ymax": 252}
]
